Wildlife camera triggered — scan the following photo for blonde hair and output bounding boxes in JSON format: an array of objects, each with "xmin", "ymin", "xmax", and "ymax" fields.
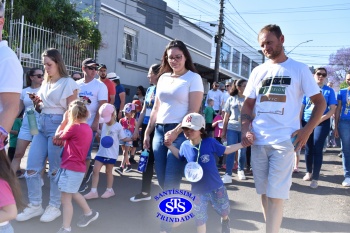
[{"xmin": 68, "ymin": 100, "xmax": 89, "ymax": 124}]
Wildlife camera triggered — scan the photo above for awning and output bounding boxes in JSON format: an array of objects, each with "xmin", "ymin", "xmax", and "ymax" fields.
[{"xmin": 194, "ymin": 63, "xmax": 232, "ymax": 82}]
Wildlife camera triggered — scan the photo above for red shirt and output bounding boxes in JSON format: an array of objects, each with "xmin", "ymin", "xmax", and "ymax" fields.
[
  {"xmin": 100, "ymin": 78, "xmax": 116, "ymax": 103},
  {"xmin": 119, "ymin": 117, "xmax": 136, "ymax": 133},
  {"xmin": 0, "ymin": 179, "xmax": 15, "ymax": 209},
  {"xmin": 60, "ymin": 123, "xmax": 93, "ymax": 172}
]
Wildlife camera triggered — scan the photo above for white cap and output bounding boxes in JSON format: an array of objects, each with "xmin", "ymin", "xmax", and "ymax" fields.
[{"xmin": 182, "ymin": 113, "xmax": 205, "ymax": 131}]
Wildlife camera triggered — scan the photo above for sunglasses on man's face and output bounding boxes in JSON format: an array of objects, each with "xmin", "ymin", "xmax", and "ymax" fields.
[
  {"xmin": 316, "ymin": 72, "xmax": 327, "ymax": 77},
  {"xmin": 86, "ymin": 66, "xmax": 97, "ymax": 71}
]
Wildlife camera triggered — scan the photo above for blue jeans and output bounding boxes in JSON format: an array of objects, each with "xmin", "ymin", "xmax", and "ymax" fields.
[
  {"xmin": 0, "ymin": 223, "xmax": 14, "ymax": 233},
  {"xmin": 338, "ymin": 120, "xmax": 350, "ymax": 178},
  {"xmin": 153, "ymin": 124, "xmax": 186, "ymax": 190},
  {"xmin": 226, "ymin": 129, "xmax": 246, "ymax": 175},
  {"xmin": 303, "ymin": 119, "xmax": 330, "ymax": 180},
  {"xmin": 25, "ymin": 114, "xmax": 63, "ymax": 208}
]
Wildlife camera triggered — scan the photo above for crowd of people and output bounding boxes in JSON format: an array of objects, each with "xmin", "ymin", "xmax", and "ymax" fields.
[{"xmin": 0, "ymin": 4, "xmax": 349, "ymax": 232}]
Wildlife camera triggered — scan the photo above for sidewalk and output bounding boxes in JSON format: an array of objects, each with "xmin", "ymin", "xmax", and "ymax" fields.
[{"xmin": 12, "ymin": 147, "xmax": 350, "ymax": 233}]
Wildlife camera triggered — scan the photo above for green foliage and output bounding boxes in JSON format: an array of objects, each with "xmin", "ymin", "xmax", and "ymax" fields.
[
  {"xmin": 5, "ymin": 0, "xmax": 101, "ymax": 49},
  {"xmin": 339, "ymin": 81, "xmax": 348, "ymax": 89}
]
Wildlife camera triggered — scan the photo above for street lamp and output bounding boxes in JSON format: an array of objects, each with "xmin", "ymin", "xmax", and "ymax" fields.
[{"xmin": 287, "ymin": 40, "xmax": 313, "ymax": 55}]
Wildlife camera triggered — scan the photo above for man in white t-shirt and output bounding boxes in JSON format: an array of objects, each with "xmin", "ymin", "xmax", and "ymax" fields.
[
  {"xmin": 0, "ymin": 3, "xmax": 23, "ymax": 150},
  {"xmin": 241, "ymin": 24, "xmax": 326, "ymax": 233},
  {"xmin": 220, "ymin": 81, "xmax": 231, "ymax": 110},
  {"xmin": 76, "ymin": 58, "xmax": 108, "ymax": 192},
  {"xmin": 205, "ymin": 82, "xmax": 223, "ymax": 114}
]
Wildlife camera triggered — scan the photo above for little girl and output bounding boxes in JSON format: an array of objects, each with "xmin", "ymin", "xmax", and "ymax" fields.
[
  {"xmin": 167, "ymin": 113, "xmax": 254, "ymax": 233},
  {"xmin": 212, "ymin": 111, "xmax": 225, "ymax": 169},
  {"xmin": 0, "ymin": 150, "xmax": 23, "ymax": 233},
  {"xmin": 55, "ymin": 100, "xmax": 98, "ymax": 233},
  {"xmin": 84, "ymin": 103, "xmax": 132, "ymax": 200},
  {"xmin": 115, "ymin": 103, "xmax": 136, "ymax": 174}
]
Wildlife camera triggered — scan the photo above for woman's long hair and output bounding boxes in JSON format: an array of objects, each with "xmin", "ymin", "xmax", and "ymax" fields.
[
  {"xmin": 25, "ymin": 68, "xmax": 42, "ymax": 88},
  {"xmin": 42, "ymin": 48, "xmax": 69, "ymax": 82},
  {"xmin": 0, "ymin": 150, "xmax": 24, "ymax": 210},
  {"xmin": 230, "ymin": 79, "xmax": 247, "ymax": 96}
]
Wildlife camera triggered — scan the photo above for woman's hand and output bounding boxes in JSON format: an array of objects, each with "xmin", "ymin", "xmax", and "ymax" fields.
[
  {"xmin": 334, "ymin": 128, "xmax": 339, "ymax": 138},
  {"xmin": 164, "ymin": 129, "xmax": 179, "ymax": 146},
  {"xmin": 132, "ymin": 130, "xmax": 139, "ymax": 140},
  {"xmin": 143, "ymin": 133, "xmax": 151, "ymax": 149},
  {"xmin": 52, "ymin": 137, "xmax": 64, "ymax": 147}
]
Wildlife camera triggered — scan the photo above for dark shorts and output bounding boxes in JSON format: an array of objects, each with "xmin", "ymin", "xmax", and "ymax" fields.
[{"xmin": 95, "ymin": 156, "xmax": 116, "ymax": 165}]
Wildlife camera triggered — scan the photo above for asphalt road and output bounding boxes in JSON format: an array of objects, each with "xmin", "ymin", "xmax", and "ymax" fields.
[{"xmin": 12, "ymin": 147, "xmax": 350, "ymax": 233}]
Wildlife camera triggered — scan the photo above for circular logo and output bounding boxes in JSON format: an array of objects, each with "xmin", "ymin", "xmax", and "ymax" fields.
[
  {"xmin": 101, "ymin": 136, "xmax": 113, "ymax": 148},
  {"xmin": 184, "ymin": 162, "xmax": 203, "ymax": 182},
  {"xmin": 159, "ymin": 197, "xmax": 192, "ymax": 215}
]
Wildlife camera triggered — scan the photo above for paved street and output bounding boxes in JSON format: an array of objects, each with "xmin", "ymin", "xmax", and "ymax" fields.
[{"xmin": 12, "ymin": 147, "xmax": 350, "ymax": 233}]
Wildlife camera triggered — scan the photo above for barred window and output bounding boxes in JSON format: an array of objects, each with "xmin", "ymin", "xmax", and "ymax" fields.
[{"xmin": 123, "ymin": 27, "xmax": 138, "ymax": 62}]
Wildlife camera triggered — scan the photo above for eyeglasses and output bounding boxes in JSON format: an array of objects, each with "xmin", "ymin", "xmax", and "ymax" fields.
[
  {"xmin": 86, "ymin": 66, "xmax": 97, "ymax": 71},
  {"xmin": 167, "ymin": 55, "xmax": 183, "ymax": 62},
  {"xmin": 33, "ymin": 74, "xmax": 44, "ymax": 78},
  {"xmin": 225, "ymin": 85, "xmax": 230, "ymax": 87},
  {"xmin": 316, "ymin": 72, "xmax": 327, "ymax": 77}
]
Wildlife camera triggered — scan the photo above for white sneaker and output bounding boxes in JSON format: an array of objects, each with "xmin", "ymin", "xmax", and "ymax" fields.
[
  {"xmin": 342, "ymin": 177, "xmax": 350, "ymax": 187},
  {"xmin": 40, "ymin": 205, "xmax": 61, "ymax": 222},
  {"xmin": 237, "ymin": 170, "xmax": 246, "ymax": 180},
  {"xmin": 222, "ymin": 173, "xmax": 232, "ymax": 184},
  {"xmin": 16, "ymin": 203, "xmax": 44, "ymax": 221}
]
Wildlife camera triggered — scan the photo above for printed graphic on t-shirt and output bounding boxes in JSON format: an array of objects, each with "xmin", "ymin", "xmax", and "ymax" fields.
[
  {"xmin": 80, "ymin": 95, "xmax": 92, "ymax": 105},
  {"xmin": 257, "ymin": 76, "xmax": 291, "ymax": 115},
  {"xmin": 200, "ymin": 154, "xmax": 210, "ymax": 163}
]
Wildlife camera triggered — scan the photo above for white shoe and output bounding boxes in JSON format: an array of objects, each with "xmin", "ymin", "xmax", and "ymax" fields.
[
  {"xmin": 237, "ymin": 170, "xmax": 246, "ymax": 180},
  {"xmin": 221, "ymin": 173, "xmax": 232, "ymax": 184},
  {"xmin": 342, "ymin": 177, "xmax": 350, "ymax": 187},
  {"xmin": 40, "ymin": 205, "xmax": 61, "ymax": 222},
  {"xmin": 16, "ymin": 203, "xmax": 44, "ymax": 221}
]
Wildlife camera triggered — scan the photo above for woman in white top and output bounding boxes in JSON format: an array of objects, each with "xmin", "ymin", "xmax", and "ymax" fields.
[
  {"xmin": 10, "ymin": 68, "xmax": 43, "ymax": 177},
  {"xmin": 16, "ymin": 48, "xmax": 79, "ymax": 223}
]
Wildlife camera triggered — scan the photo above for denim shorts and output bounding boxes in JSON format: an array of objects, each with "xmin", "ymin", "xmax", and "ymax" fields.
[
  {"xmin": 58, "ymin": 169, "xmax": 85, "ymax": 193},
  {"xmin": 0, "ymin": 222, "xmax": 14, "ymax": 233},
  {"xmin": 18, "ymin": 124, "xmax": 34, "ymax": 141},
  {"xmin": 120, "ymin": 129, "xmax": 133, "ymax": 147}
]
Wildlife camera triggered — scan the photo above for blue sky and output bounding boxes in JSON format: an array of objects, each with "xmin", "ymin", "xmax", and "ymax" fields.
[{"xmin": 164, "ymin": 0, "xmax": 350, "ymax": 67}]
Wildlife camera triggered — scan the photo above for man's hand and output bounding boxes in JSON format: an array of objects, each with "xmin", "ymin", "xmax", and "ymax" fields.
[{"xmin": 291, "ymin": 128, "xmax": 312, "ymax": 151}]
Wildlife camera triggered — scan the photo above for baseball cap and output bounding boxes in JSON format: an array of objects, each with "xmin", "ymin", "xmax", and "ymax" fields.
[
  {"xmin": 99, "ymin": 103, "xmax": 115, "ymax": 123},
  {"xmin": 219, "ymin": 83, "xmax": 225, "ymax": 90},
  {"xmin": 98, "ymin": 64, "xmax": 107, "ymax": 70},
  {"xmin": 82, "ymin": 58, "xmax": 99, "ymax": 67},
  {"xmin": 182, "ymin": 113, "xmax": 205, "ymax": 131},
  {"xmin": 123, "ymin": 103, "xmax": 136, "ymax": 114},
  {"xmin": 132, "ymin": 100, "xmax": 142, "ymax": 112},
  {"xmin": 107, "ymin": 72, "xmax": 120, "ymax": 81}
]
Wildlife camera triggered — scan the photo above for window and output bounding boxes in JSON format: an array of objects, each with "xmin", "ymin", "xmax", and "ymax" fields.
[
  {"xmin": 231, "ymin": 48, "xmax": 240, "ymax": 74},
  {"xmin": 251, "ymin": 61, "xmax": 259, "ymax": 71},
  {"xmin": 241, "ymin": 54, "xmax": 250, "ymax": 78},
  {"xmin": 220, "ymin": 42, "xmax": 231, "ymax": 70},
  {"xmin": 123, "ymin": 27, "xmax": 138, "ymax": 62}
]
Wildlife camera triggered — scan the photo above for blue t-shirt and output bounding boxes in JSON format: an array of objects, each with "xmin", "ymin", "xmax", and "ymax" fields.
[
  {"xmin": 179, "ymin": 137, "xmax": 225, "ymax": 194},
  {"xmin": 143, "ymin": 85, "xmax": 156, "ymax": 125},
  {"xmin": 337, "ymin": 88, "xmax": 350, "ymax": 120},
  {"xmin": 114, "ymin": 84, "xmax": 125, "ymax": 110},
  {"xmin": 302, "ymin": 85, "xmax": 337, "ymax": 122}
]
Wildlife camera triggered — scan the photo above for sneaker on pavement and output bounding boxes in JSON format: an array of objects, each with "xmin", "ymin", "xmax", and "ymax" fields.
[
  {"xmin": 222, "ymin": 173, "xmax": 232, "ymax": 184},
  {"xmin": 115, "ymin": 167, "xmax": 124, "ymax": 176},
  {"xmin": 84, "ymin": 191, "xmax": 99, "ymax": 200},
  {"xmin": 130, "ymin": 193, "xmax": 151, "ymax": 202},
  {"xmin": 77, "ymin": 210, "xmax": 99, "ymax": 227},
  {"xmin": 78, "ymin": 182, "xmax": 88, "ymax": 193},
  {"xmin": 310, "ymin": 180, "xmax": 318, "ymax": 189},
  {"xmin": 342, "ymin": 177, "xmax": 350, "ymax": 187},
  {"xmin": 16, "ymin": 203, "xmax": 44, "ymax": 221},
  {"xmin": 129, "ymin": 157, "xmax": 137, "ymax": 164},
  {"xmin": 57, "ymin": 228, "xmax": 71, "ymax": 233},
  {"xmin": 124, "ymin": 165, "xmax": 133, "ymax": 173},
  {"xmin": 40, "ymin": 205, "xmax": 61, "ymax": 222},
  {"xmin": 303, "ymin": 173, "xmax": 312, "ymax": 181},
  {"xmin": 101, "ymin": 189, "xmax": 115, "ymax": 199},
  {"xmin": 221, "ymin": 217, "xmax": 230, "ymax": 233},
  {"xmin": 237, "ymin": 170, "xmax": 246, "ymax": 180}
]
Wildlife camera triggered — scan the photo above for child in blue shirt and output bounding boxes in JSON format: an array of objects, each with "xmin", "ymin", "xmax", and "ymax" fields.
[{"xmin": 167, "ymin": 113, "xmax": 254, "ymax": 233}]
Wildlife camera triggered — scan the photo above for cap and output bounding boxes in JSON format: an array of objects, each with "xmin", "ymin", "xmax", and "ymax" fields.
[
  {"xmin": 98, "ymin": 64, "xmax": 107, "ymax": 70},
  {"xmin": 99, "ymin": 103, "xmax": 115, "ymax": 123},
  {"xmin": 219, "ymin": 83, "xmax": 225, "ymax": 90},
  {"xmin": 82, "ymin": 58, "xmax": 99, "ymax": 67},
  {"xmin": 123, "ymin": 103, "xmax": 136, "ymax": 114},
  {"xmin": 132, "ymin": 100, "xmax": 142, "ymax": 112},
  {"xmin": 107, "ymin": 72, "xmax": 120, "ymax": 81},
  {"xmin": 182, "ymin": 113, "xmax": 205, "ymax": 131}
]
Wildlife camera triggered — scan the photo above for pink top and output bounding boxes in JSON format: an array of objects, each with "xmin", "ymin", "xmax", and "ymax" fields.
[
  {"xmin": 60, "ymin": 123, "xmax": 93, "ymax": 172},
  {"xmin": 0, "ymin": 179, "xmax": 15, "ymax": 209},
  {"xmin": 119, "ymin": 117, "xmax": 136, "ymax": 133},
  {"xmin": 213, "ymin": 115, "xmax": 224, "ymax": 137}
]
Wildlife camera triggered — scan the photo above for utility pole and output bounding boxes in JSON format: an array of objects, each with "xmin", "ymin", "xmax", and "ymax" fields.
[{"xmin": 214, "ymin": 0, "xmax": 224, "ymax": 83}]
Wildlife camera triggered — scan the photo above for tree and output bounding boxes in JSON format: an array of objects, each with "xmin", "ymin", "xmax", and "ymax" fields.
[
  {"xmin": 5, "ymin": 0, "xmax": 101, "ymax": 49},
  {"xmin": 326, "ymin": 47, "xmax": 350, "ymax": 84}
]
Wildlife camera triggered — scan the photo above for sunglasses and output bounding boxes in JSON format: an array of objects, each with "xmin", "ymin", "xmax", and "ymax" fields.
[
  {"xmin": 167, "ymin": 55, "xmax": 183, "ymax": 62},
  {"xmin": 33, "ymin": 74, "xmax": 44, "ymax": 78},
  {"xmin": 86, "ymin": 66, "xmax": 97, "ymax": 71},
  {"xmin": 214, "ymin": 84, "xmax": 219, "ymax": 87},
  {"xmin": 225, "ymin": 85, "xmax": 230, "ymax": 87},
  {"xmin": 316, "ymin": 72, "xmax": 326, "ymax": 77}
]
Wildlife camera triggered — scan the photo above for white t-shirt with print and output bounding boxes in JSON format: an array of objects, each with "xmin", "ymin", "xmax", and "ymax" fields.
[
  {"xmin": 39, "ymin": 78, "xmax": 79, "ymax": 114},
  {"xmin": 243, "ymin": 58, "xmax": 320, "ymax": 145},
  {"xmin": 20, "ymin": 86, "xmax": 41, "ymax": 129},
  {"xmin": 156, "ymin": 70, "xmax": 204, "ymax": 124},
  {"xmin": 76, "ymin": 78, "xmax": 108, "ymax": 126},
  {"xmin": 95, "ymin": 122, "xmax": 126, "ymax": 159},
  {"xmin": 205, "ymin": 89, "xmax": 223, "ymax": 111}
]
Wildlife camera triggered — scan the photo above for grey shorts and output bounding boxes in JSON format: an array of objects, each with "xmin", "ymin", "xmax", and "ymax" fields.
[
  {"xmin": 58, "ymin": 169, "xmax": 85, "ymax": 193},
  {"xmin": 251, "ymin": 140, "xmax": 294, "ymax": 199}
]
